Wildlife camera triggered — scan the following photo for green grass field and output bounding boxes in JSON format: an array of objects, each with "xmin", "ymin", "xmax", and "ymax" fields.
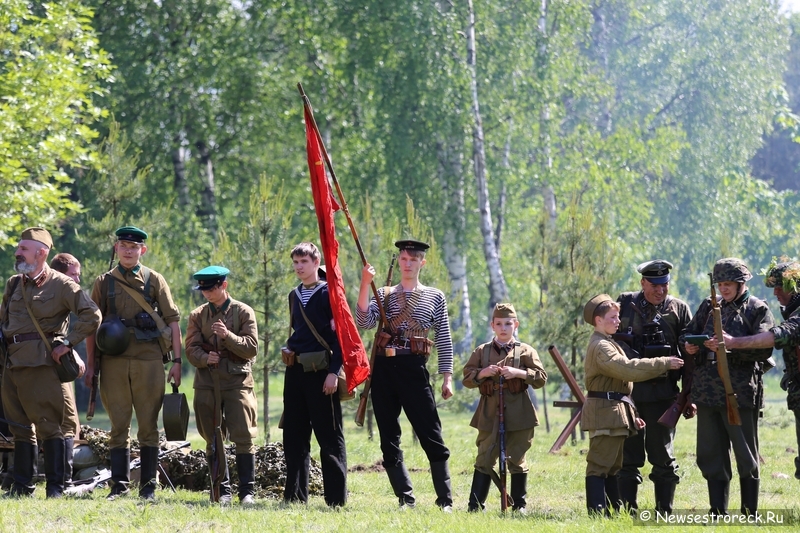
[{"xmin": 3, "ymin": 372, "xmax": 799, "ymax": 532}]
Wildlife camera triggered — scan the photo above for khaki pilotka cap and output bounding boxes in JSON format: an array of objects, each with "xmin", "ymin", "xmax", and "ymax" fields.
[
  {"xmin": 20, "ymin": 227, "xmax": 54, "ymax": 249},
  {"xmin": 583, "ymin": 294, "xmax": 614, "ymax": 325},
  {"xmin": 492, "ymin": 303, "xmax": 517, "ymax": 319}
]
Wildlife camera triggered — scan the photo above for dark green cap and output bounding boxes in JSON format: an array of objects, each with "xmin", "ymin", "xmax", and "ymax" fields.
[
  {"xmin": 115, "ymin": 226, "xmax": 148, "ymax": 243},
  {"xmin": 193, "ymin": 266, "xmax": 230, "ymax": 290}
]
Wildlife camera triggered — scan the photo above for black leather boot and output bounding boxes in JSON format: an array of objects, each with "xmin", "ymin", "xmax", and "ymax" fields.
[
  {"xmin": 654, "ymin": 480, "xmax": 677, "ymax": 514},
  {"xmin": 7, "ymin": 441, "xmax": 35, "ymax": 497},
  {"xmin": 586, "ymin": 476, "xmax": 607, "ymax": 517},
  {"xmin": 739, "ymin": 478, "xmax": 759, "ymax": 515},
  {"xmin": 43, "ymin": 438, "xmax": 66, "ymax": 498},
  {"xmin": 708, "ymin": 479, "xmax": 729, "ymax": 516},
  {"xmin": 107, "ymin": 448, "xmax": 130, "ymax": 500},
  {"xmin": 604, "ymin": 475, "xmax": 621, "ymax": 516},
  {"xmin": 384, "ymin": 464, "xmax": 415, "ymax": 508},
  {"xmin": 510, "ymin": 473, "xmax": 528, "ymax": 513},
  {"xmin": 236, "ymin": 453, "xmax": 256, "ymax": 506},
  {"xmin": 430, "ymin": 460, "xmax": 452, "ymax": 511},
  {"xmin": 467, "ymin": 470, "xmax": 492, "ymax": 512},
  {"xmin": 618, "ymin": 476, "xmax": 638, "ymax": 513},
  {"xmin": 64, "ymin": 437, "xmax": 74, "ymax": 486},
  {"xmin": 217, "ymin": 460, "xmax": 232, "ymax": 504},
  {"xmin": 138, "ymin": 446, "xmax": 158, "ymax": 501}
]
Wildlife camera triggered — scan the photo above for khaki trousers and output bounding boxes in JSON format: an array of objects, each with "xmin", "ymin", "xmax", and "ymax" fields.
[
  {"xmin": 586, "ymin": 434, "xmax": 626, "ymax": 477},
  {"xmin": 2, "ymin": 365, "xmax": 65, "ymax": 443},
  {"xmin": 100, "ymin": 356, "xmax": 164, "ymax": 448},
  {"xmin": 194, "ymin": 387, "xmax": 258, "ymax": 454},
  {"xmin": 474, "ymin": 427, "xmax": 534, "ymax": 475}
]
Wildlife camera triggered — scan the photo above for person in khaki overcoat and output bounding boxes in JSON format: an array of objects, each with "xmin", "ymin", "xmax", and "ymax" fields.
[
  {"xmin": 1, "ymin": 228, "xmax": 100, "ymax": 498},
  {"xmin": 462, "ymin": 303, "xmax": 547, "ymax": 513},
  {"xmin": 581, "ymin": 294, "xmax": 682, "ymax": 517},
  {"xmin": 186, "ymin": 266, "xmax": 259, "ymax": 506}
]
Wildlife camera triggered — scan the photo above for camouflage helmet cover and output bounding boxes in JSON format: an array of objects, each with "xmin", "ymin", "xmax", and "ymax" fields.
[
  {"xmin": 762, "ymin": 257, "xmax": 800, "ymax": 294},
  {"xmin": 712, "ymin": 258, "xmax": 752, "ymax": 283}
]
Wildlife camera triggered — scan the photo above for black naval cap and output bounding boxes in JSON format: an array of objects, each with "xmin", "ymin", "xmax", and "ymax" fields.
[
  {"xmin": 637, "ymin": 260, "xmax": 673, "ymax": 285},
  {"xmin": 115, "ymin": 226, "xmax": 148, "ymax": 243},
  {"xmin": 193, "ymin": 265, "xmax": 230, "ymax": 290},
  {"xmin": 395, "ymin": 239, "xmax": 430, "ymax": 252}
]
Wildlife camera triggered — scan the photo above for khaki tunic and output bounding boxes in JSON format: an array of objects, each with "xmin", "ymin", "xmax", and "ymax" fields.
[
  {"xmin": 0, "ymin": 268, "xmax": 101, "ymax": 443},
  {"xmin": 463, "ymin": 341, "xmax": 547, "ymax": 474},
  {"xmin": 582, "ymin": 332, "xmax": 672, "ymax": 476},
  {"xmin": 90, "ymin": 264, "xmax": 180, "ymax": 448},
  {"xmin": 186, "ymin": 298, "xmax": 258, "ymax": 454}
]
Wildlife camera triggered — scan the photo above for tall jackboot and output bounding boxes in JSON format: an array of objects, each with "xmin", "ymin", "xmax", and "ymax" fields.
[
  {"xmin": 430, "ymin": 460, "xmax": 453, "ymax": 511},
  {"xmin": 64, "ymin": 437, "xmax": 74, "ymax": 486},
  {"xmin": 739, "ymin": 478, "xmax": 759, "ymax": 515},
  {"xmin": 384, "ymin": 463, "xmax": 415, "ymax": 508},
  {"xmin": 707, "ymin": 479, "xmax": 729, "ymax": 516},
  {"xmin": 216, "ymin": 460, "xmax": 232, "ymax": 504},
  {"xmin": 138, "ymin": 446, "xmax": 158, "ymax": 501},
  {"xmin": 467, "ymin": 470, "xmax": 492, "ymax": 512},
  {"xmin": 618, "ymin": 476, "xmax": 639, "ymax": 513},
  {"xmin": 586, "ymin": 476, "xmax": 607, "ymax": 517},
  {"xmin": 510, "ymin": 473, "xmax": 528, "ymax": 513},
  {"xmin": 107, "ymin": 448, "xmax": 130, "ymax": 500},
  {"xmin": 236, "ymin": 453, "xmax": 256, "ymax": 506},
  {"xmin": 43, "ymin": 438, "xmax": 66, "ymax": 498},
  {"xmin": 7, "ymin": 441, "xmax": 35, "ymax": 497},
  {"xmin": 604, "ymin": 475, "xmax": 621, "ymax": 516},
  {"xmin": 654, "ymin": 480, "xmax": 677, "ymax": 514}
]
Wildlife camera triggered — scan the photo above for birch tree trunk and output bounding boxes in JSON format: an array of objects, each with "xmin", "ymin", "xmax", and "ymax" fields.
[
  {"xmin": 171, "ymin": 143, "xmax": 190, "ymax": 208},
  {"xmin": 436, "ymin": 139, "xmax": 473, "ymax": 354},
  {"xmin": 196, "ymin": 139, "xmax": 218, "ymax": 238},
  {"xmin": 466, "ymin": 0, "xmax": 508, "ymax": 317}
]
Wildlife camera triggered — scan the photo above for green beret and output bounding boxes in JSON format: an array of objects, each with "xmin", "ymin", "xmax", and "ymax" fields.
[
  {"xmin": 115, "ymin": 226, "xmax": 148, "ymax": 243},
  {"xmin": 20, "ymin": 227, "xmax": 53, "ymax": 249},
  {"xmin": 492, "ymin": 303, "xmax": 517, "ymax": 319},
  {"xmin": 395, "ymin": 239, "xmax": 430, "ymax": 252},
  {"xmin": 583, "ymin": 294, "xmax": 613, "ymax": 325},
  {"xmin": 193, "ymin": 266, "xmax": 230, "ymax": 290}
]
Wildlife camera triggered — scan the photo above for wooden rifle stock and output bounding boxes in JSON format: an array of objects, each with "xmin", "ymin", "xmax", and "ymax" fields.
[
  {"xmin": 88, "ymin": 245, "xmax": 117, "ymax": 421},
  {"xmin": 710, "ymin": 274, "xmax": 741, "ymax": 426},
  {"xmin": 498, "ymin": 375, "xmax": 509, "ymax": 512},
  {"xmin": 209, "ymin": 334, "xmax": 226, "ymax": 502},
  {"xmin": 658, "ymin": 348, "xmax": 695, "ymax": 428},
  {"xmin": 355, "ymin": 254, "xmax": 396, "ymax": 427}
]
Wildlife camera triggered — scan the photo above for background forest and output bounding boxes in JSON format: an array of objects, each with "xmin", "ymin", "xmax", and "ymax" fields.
[{"xmin": 3, "ymin": 0, "xmax": 800, "ymax": 434}]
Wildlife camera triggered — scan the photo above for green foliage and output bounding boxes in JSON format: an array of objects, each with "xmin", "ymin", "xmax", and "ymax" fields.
[{"xmin": 0, "ymin": 0, "xmax": 111, "ymax": 247}]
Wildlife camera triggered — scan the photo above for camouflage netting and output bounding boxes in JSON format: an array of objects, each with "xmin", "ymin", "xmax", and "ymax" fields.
[{"xmin": 80, "ymin": 426, "xmax": 323, "ymax": 499}]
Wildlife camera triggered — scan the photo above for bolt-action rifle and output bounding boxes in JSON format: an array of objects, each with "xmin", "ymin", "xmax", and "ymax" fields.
[
  {"xmin": 710, "ymin": 273, "xmax": 741, "ymax": 426},
  {"xmin": 87, "ymin": 245, "xmax": 116, "ymax": 421},
  {"xmin": 354, "ymin": 253, "xmax": 396, "ymax": 427}
]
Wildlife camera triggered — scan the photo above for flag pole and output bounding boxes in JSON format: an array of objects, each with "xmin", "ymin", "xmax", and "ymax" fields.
[{"xmin": 297, "ymin": 82, "xmax": 388, "ymax": 325}]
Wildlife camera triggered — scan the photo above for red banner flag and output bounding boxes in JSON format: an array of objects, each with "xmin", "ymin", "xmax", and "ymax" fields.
[{"xmin": 304, "ymin": 107, "xmax": 369, "ymax": 392}]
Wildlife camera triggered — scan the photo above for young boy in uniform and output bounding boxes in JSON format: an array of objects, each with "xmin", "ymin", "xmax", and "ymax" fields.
[
  {"xmin": 582, "ymin": 294, "xmax": 683, "ymax": 516},
  {"xmin": 462, "ymin": 303, "xmax": 547, "ymax": 513}
]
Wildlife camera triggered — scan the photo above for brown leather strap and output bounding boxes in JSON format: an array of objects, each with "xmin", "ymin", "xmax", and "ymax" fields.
[
  {"xmin": 21, "ymin": 282, "xmax": 54, "ymax": 352},
  {"xmin": 7, "ymin": 332, "xmax": 55, "ymax": 344}
]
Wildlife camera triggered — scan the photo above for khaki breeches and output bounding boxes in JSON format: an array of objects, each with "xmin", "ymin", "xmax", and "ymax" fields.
[
  {"xmin": 62, "ymin": 382, "xmax": 80, "ymax": 439},
  {"xmin": 474, "ymin": 427, "xmax": 534, "ymax": 475},
  {"xmin": 586, "ymin": 434, "xmax": 627, "ymax": 477},
  {"xmin": 2, "ymin": 365, "xmax": 65, "ymax": 443},
  {"xmin": 194, "ymin": 387, "xmax": 258, "ymax": 455},
  {"xmin": 100, "ymin": 356, "xmax": 165, "ymax": 448}
]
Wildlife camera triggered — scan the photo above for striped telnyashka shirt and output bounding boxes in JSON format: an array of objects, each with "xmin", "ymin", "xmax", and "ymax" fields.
[{"xmin": 356, "ymin": 284, "xmax": 453, "ymax": 374}]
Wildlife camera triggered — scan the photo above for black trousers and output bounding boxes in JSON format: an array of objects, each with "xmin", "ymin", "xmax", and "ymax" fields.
[
  {"xmin": 371, "ymin": 354, "xmax": 450, "ymax": 467},
  {"xmin": 283, "ymin": 364, "xmax": 347, "ymax": 506},
  {"xmin": 620, "ymin": 399, "xmax": 679, "ymax": 484},
  {"xmin": 696, "ymin": 404, "xmax": 759, "ymax": 481}
]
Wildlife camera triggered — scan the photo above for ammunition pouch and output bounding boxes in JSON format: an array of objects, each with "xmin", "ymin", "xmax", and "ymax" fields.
[
  {"xmin": 507, "ymin": 377, "xmax": 525, "ymax": 394},
  {"xmin": 298, "ymin": 350, "xmax": 330, "ymax": 373},
  {"xmin": 478, "ymin": 377, "xmax": 525, "ymax": 396},
  {"xmin": 479, "ymin": 381, "xmax": 494, "ymax": 397},
  {"xmin": 410, "ymin": 336, "xmax": 433, "ymax": 356},
  {"xmin": 133, "ymin": 311, "xmax": 158, "ymax": 331},
  {"xmin": 375, "ymin": 331, "xmax": 391, "ymax": 350}
]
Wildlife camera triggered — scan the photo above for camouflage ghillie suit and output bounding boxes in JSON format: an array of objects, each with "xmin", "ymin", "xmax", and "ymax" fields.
[
  {"xmin": 681, "ymin": 258, "xmax": 774, "ymax": 515},
  {"xmin": 764, "ymin": 260, "xmax": 800, "ymax": 478}
]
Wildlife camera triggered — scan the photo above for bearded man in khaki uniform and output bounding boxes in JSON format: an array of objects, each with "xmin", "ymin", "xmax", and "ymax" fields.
[
  {"xmin": 1, "ymin": 228, "xmax": 100, "ymax": 498},
  {"xmin": 85, "ymin": 226, "xmax": 182, "ymax": 501},
  {"xmin": 186, "ymin": 266, "xmax": 258, "ymax": 506}
]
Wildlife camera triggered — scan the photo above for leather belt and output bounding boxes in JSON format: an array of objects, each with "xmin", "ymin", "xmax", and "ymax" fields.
[
  {"xmin": 587, "ymin": 391, "xmax": 629, "ymax": 401},
  {"xmin": 380, "ymin": 348, "xmax": 417, "ymax": 357},
  {"xmin": 6, "ymin": 332, "xmax": 54, "ymax": 344}
]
